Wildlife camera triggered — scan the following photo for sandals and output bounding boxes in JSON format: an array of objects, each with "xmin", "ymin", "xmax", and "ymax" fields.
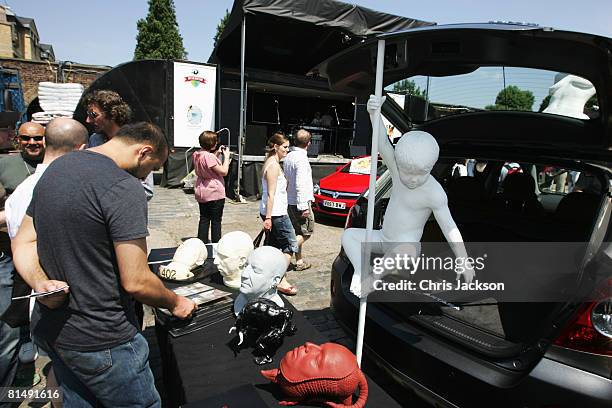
[
  {"xmin": 277, "ymin": 285, "xmax": 298, "ymax": 296},
  {"xmin": 294, "ymin": 262, "xmax": 312, "ymax": 271}
]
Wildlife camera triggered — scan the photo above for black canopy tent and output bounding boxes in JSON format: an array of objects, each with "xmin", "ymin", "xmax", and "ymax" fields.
[
  {"xmin": 210, "ymin": 0, "xmax": 433, "ymax": 75},
  {"xmin": 209, "ymin": 0, "xmax": 434, "ymax": 197}
]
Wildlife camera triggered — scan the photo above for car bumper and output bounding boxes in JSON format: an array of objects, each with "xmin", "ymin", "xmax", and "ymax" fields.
[
  {"xmin": 330, "ymin": 253, "xmax": 612, "ymax": 408},
  {"xmin": 313, "ymin": 195, "xmax": 355, "ymax": 217}
]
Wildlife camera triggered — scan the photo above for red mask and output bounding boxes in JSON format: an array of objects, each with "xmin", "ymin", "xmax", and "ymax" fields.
[{"xmin": 261, "ymin": 342, "xmax": 368, "ymax": 407}]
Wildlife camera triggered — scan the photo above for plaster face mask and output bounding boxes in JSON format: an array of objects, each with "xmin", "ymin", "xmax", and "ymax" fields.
[
  {"xmin": 233, "ymin": 246, "xmax": 288, "ymax": 315},
  {"xmin": 260, "ymin": 342, "xmax": 368, "ymax": 407},
  {"xmin": 543, "ymin": 73, "xmax": 595, "ymax": 119},
  {"xmin": 214, "ymin": 231, "xmax": 254, "ymax": 289},
  {"xmin": 159, "ymin": 238, "xmax": 207, "ymax": 281}
]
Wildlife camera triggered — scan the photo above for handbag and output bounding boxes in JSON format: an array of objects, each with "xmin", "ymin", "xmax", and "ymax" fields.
[{"xmin": 253, "ymin": 229, "xmax": 268, "ymax": 248}]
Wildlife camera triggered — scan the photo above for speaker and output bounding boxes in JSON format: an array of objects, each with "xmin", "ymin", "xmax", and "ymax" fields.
[{"xmin": 244, "ymin": 124, "xmax": 268, "ymax": 156}]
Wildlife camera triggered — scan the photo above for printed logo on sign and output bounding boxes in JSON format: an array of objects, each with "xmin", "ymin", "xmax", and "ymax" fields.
[{"xmin": 185, "ymin": 69, "xmax": 206, "ymax": 87}]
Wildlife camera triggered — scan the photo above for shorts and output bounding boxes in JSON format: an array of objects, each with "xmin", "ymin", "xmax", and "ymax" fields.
[
  {"xmin": 288, "ymin": 203, "xmax": 315, "ymax": 237},
  {"xmin": 260, "ymin": 214, "xmax": 299, "ymax": 255}
]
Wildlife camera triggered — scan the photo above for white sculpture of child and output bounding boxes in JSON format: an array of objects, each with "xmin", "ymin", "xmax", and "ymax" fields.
[
  {"xmin": 341, "ymin": 95, "xmax": 475, "ymax": 297},
  {"xmin": 543, "ymin": 73, "xmax": 595, "ymax": 119},
  {"xmin": 233, "ymin": 246, "xmax": 290, "ymax": 315},
  {"xmin": 214, "ymin": 231, "xmax": 254, "ymax": 289}
]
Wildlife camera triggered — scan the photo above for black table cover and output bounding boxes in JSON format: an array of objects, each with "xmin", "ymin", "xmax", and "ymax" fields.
[{"xmin": 149, "ymin": 247, "xmax": 401, "ymax": 408}]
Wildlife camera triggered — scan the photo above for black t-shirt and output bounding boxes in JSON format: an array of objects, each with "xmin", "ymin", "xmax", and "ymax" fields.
[{"xmin": 27, "ymin": 150, "xmax": 148, "ymax": 351}]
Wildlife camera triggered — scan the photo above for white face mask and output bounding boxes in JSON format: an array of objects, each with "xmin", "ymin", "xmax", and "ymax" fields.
[
  {"xmin": 234, "ymin": 246, "xmax": 288, "ymax": 315},
  {"xmin": 159, "ymin": 238, "xmax": 207, "ymax": 281},
  {"xmin": 214, "ymin": 231, "xmax": 254, "ymax": 288}
]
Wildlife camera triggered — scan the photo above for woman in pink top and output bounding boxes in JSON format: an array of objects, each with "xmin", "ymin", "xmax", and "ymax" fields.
[{"xmin": 193, "ymin": 130, "xmax": 231, "ymax": 243}]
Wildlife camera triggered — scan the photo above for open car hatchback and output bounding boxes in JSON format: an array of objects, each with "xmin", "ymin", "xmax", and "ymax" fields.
[{"xmin": 318, "ymin": 23, "xmax": 612, "ymax": 407}]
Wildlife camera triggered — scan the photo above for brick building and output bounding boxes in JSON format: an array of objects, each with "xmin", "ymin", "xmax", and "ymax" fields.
[
  {"xmin": 0, "ymin": 5, "xmax": 54, "ymax": 61},
  {"xmin": 1, "ymin": 58, "xmax": 110, "ymax": 106},
  {"xmin": 0, "ymin": 5, "xmax": 111, "ymax": 113}
]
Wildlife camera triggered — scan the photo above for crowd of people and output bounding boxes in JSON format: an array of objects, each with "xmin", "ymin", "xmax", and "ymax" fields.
[
  {"xmin": 0, "ymin": 88, "xmax": 319, "ymax": 406},
  {"xmin": 192, "ymin": 127, "xmax": 316, "ymax": 296},
  {"xmin": 0, "ymin": 90, "xmax": 197, "ymax": 407}
]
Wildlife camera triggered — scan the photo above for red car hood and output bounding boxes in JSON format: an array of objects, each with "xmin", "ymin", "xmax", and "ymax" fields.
[{"xmin": 319, "ymin": 172, "xmax": 371, "ymax": 194}]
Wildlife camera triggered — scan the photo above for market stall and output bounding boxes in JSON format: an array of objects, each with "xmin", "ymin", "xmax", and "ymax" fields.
[{"xmin": 149, "ymin": 247, "xmax": 402, "ymax": 408}]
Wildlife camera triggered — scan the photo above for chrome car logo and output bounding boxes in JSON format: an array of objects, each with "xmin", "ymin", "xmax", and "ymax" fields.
[{"xmin": 333, "ymin": 191, "xmax": 340, "ymax": 199}]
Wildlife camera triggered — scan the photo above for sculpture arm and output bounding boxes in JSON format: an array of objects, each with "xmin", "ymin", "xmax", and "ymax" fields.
[
  {"xmin": 367, "ymin": 95, "xmax": 398, "ymax": 178},
  {"xmin": 431, "ymin": 193, "xmax": 475, "ymax": 283}
]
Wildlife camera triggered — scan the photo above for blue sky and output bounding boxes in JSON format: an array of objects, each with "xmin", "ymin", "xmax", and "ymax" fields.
[
  {"xmin": 8, "ymin": 0, "xmax": 612, "ymax": 109},
  {"xmin": 9, "ymin": 0, "xmax": 612, "ymax": 67}
]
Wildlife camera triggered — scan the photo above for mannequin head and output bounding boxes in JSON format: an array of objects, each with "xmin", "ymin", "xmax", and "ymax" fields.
[
  {"xmin": 543, "ymin": 73, "xmax": 595, "ymax": 119},
  {"xmin": 394, "ymin": 131, "xmax": 439, "ymax": 189},
  {"xmin": 159, "ymin": 238, "xmax": 207, "ymax": 281},
  {"xmin": 280, "ymin": 342, "xmax": 356, "ymax": 382},
  {"xmin": 261, "ymin": 342, "xmax": 368, "ymax": 407},
  {"xmin": 233, "ymin": 246, "xmax": 289, "ymax": 315},
  {"xmin": 214, "ymin": 231, "xmax": 254, "ymax": 289}
]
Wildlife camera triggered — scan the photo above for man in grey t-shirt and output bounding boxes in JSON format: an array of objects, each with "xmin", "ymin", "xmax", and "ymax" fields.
[{"xmin": 12, "ymin": 122, "xmax": 196, "ymax": 407}]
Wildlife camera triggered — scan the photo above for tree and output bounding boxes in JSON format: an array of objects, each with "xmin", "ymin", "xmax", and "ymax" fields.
[
  {"xmin": 391, "ymin": 79, "xmax": 424, "ymax": 97},
  {"xmin": 214, "ymin": 9, "xmax": 231, "ymax": 48},
  {"xmin": 485, "ymin": 85, "xmax": 534, "ymax": 111},
  {"xmin": 134, "ymin": 0, "xmax": 187, "ymax": 60}
]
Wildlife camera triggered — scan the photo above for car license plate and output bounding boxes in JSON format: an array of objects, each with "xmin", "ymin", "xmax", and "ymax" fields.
[{"xmin": 323, "ymin": 200, "xmax": 346, "ymax": 209}]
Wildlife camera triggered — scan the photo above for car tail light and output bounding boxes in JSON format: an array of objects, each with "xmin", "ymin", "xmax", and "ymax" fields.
[{"xmin": 553, "ymin": 278, "xmax": 612, "ymax": 355}]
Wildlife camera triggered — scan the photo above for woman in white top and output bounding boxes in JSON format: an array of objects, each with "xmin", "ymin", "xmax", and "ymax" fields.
[{"xmin": 260, "ymin": 132, "xmax": 299, "ymax": 295}]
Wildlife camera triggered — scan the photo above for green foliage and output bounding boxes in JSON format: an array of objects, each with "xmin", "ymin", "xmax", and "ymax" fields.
[
  {"xmin": 485, "ymin": 85, "xmax": 534, "ymax": 111},
  {"xmin": 391, "ymin": 79, "xmax": 423, "ymax": 97},
  {"xmin": 134, "ymin": 0, "xmax": 187, "ymax": 60},
  {"xmin": 214, "ymin": 9, "xmax": 231, "ymax": 48}
]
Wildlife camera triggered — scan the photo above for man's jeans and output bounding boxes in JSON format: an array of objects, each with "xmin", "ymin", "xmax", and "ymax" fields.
[
  {"xmin": 0, "ymin": 253, "xmax": 20, "ymax": 390},
  {"xmin": 41, "ymin": 333, "xmax": 161, "ymax": 407}
]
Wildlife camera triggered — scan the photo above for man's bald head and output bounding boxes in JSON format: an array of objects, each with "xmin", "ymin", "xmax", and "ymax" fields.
[
  {"xmin": 17, "ymin": 122, "xmax": 44, "ymax": 136},
  {"xmin": 294, "ymin": 129, "xmax": 312, "ymax": 148},
  {"xmin": 45, "ymin": 118, "xmax": 88, "ymax": 154}
]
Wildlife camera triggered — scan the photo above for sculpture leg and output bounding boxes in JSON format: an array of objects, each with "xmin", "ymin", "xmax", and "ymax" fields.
[{"xmin": 341, "ymin": 228, "xmax": 385, "ymax": 297}]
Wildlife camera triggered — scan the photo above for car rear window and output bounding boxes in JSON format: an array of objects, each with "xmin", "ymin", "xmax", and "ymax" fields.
[{"xmin": 387, "ymin": 67, "xmax": 599, "ymax": 123}]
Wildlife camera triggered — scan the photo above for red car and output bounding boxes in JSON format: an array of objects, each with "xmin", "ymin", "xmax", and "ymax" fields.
[{"xmin": 313, "ymin": 156, "xmax": 385, "ymax": 218}]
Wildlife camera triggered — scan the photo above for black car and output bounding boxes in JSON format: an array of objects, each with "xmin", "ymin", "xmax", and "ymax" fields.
[{"xmin": 319, "ymin": 24, "xmax": 612, "ymax": 407}]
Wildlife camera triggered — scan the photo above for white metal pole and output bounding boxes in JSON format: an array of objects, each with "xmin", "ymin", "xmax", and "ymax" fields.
[
  {"xmin": 356, "ymin": 39, "xmax": 385, "ymax": 366},
  {"xmin": 237, "ymin": 16, "xmax": 246, "ymax": 200}
]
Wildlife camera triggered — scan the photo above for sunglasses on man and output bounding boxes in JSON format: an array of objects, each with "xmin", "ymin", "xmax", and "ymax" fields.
[
  {"xmin": 86, "ymin": 110, "xmax": 99, "ymax": 119},
  {"xmin": 19, "ymin": 135, "xmax": 44, "ymax": 142}
]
